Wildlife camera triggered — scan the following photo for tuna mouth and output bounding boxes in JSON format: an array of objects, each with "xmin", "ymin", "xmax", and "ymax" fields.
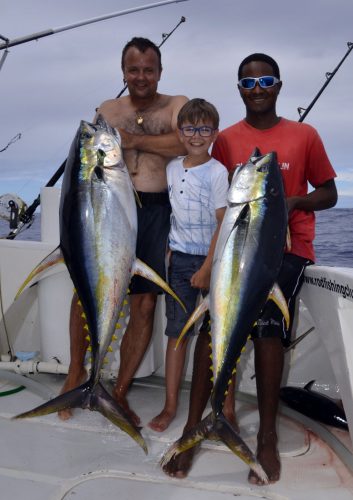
[{"xmin": 94, "ymin": 165, "xmax": 104, "ymax": 180}]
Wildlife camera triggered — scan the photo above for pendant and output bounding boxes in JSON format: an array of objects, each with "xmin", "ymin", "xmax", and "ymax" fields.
[{"xmin": 136, "ymin": 115, "xmax": 144, "ymax": 126}]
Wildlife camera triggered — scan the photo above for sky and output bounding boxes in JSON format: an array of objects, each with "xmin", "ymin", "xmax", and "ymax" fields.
[{"xmin": 1, "ymin": 0, "xmax": 353, "ymax": 210}]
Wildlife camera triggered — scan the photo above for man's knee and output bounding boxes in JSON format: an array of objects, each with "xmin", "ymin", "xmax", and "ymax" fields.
[{"xmin": 130, "ymin": 293, "xmax": 158, "ymax": 322}]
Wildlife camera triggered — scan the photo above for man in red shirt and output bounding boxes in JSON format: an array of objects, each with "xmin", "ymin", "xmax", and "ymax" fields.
[{"xmin": 162, "ymin": 53, "xmax": 337, "ymax": 484}]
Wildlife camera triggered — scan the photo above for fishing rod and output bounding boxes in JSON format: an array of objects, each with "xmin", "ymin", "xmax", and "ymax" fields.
[
  {"xmin": 117, "ymin": 15, "xmax": 185, "ymax": 98},
  {"xmin": 4, "ymin": 15, "xmax": 187, "ymax": 240},
  {"xmin": 298, "ymin": 41, "xmax": 353, "ymax": 122}
]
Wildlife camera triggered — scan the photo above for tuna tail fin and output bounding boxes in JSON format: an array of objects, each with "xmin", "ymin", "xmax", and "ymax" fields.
[
  {"xmin": 211, "ymin": 413, "xmax": 268, "ymax": 483},
  {"xmin": 175, "ymin": 295, "xmax": 210, "ymax": 349},
  {"xmin": 160, "ymin": 412, "xmax": 213, "ymax": 467},
  {"xmin": 13, "ymin": 380, "xmax": 147, "ymax": 454},
  {"xmin": 160, "ymin": 411, "xmax": 268, "ymax": 484},
  {"xmin": 132, "ymin": 258, "xmax": 186, "ymax": 312},
  {"xmin": 15, "ymin": 246, "xmax": 65, "ymax": 299}
]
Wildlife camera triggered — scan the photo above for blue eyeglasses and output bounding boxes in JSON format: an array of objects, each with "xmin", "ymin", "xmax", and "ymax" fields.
[
  {"xmin": 179, "ymin": 126, "xmax": 217, "ymax": 137},
  {"xmin": 238, "ymin": 76, "xmax": 280, "ymax": 89}
]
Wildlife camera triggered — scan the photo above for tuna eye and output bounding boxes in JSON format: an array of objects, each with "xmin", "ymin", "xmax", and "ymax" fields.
[{"xmin": 270, "ymin": 187, "xmax": 278, "ymax": 196}]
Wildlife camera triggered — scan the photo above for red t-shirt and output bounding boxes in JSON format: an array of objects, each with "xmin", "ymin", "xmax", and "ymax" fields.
[{"xmin": 212, "ymin": 118, "xmax": 336, "ymax": 262}]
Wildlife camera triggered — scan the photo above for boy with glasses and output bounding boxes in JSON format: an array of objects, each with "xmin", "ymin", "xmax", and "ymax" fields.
[
  {"xmin": 162, "ymin": 53, "xmax": 337, "ymax": 484},
  {"xmin": 148, "ymin": 98, "xmax": 230, "ymax": 432}
]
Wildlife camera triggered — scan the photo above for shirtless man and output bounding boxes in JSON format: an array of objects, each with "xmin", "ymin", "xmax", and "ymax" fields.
[{"xmin": 59, "ymin": 37, "xmax": 188, "ymax": 424}]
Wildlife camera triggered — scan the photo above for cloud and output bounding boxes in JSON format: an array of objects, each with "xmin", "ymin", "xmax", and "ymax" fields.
[{"xmin": 1, "ymin": 0, "xmax": 353, "ymax": 209}]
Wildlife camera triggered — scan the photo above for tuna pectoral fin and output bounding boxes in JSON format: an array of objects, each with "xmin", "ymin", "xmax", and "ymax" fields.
[
  {"xmin": 13, "ymin": 381, "xmax": 147, "ymax": 454},
  {"xmin": 132, "ymin": 258, "xmax": 186, "ymax": 311},
  {"xmin": 175, "ymin": 295, "xmax": 210, "ymax": 349},
  {"xmin": 16, "ymin": 246, "xmax": 65, "ymax": 299},
  {"xmin": 268, "ymin": 282, "xmax": 290, "ymax": 329},
  {"xmin": 161, "ymin": 411, "xmax": 268, "ymax": 484}
]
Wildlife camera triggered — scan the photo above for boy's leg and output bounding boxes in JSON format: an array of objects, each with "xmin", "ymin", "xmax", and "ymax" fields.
[
  {"xmin": 162, "ymin": 327, "xmax": 212, "ymax": 477},
  {"xmin": 248, "ymin": 254, "xmax": 309, "ymax": 485},
  {"xmin": 149, "ymin": 252, "xmax": 201, "ymax": 431},
  {"xmin": 148, "ymin": 336, "xmax": 189, "ymax": 432},
  {"xmin": 248, "ymin": 337, "xmax": 283, "ymax": 485}
]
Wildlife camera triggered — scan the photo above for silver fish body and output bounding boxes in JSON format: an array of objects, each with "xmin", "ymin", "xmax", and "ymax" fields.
[
  {"xmin": 60, "ymin": 116, "xmax": 137, "ymax": 385},
  {"xmin": 210, "ymin": 149, "xmax": 288, "ymax": 413}
]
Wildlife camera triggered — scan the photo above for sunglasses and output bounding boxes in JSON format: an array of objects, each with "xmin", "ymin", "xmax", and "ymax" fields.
[
  {"xmin": 238, "ymin": 76, "xmax": 280, "ymax": 89},
  {"xmin": 179, "ymin": 126, "xmax": 217, "ymax": 137}
]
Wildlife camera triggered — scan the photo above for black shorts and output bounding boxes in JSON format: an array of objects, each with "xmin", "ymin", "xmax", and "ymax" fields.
[
  {"xmin": 129, "ymin": 191, "xmax": 171, "ymax": 295},
  {"xmin": 251, "ymin": 253, "xmax": 312, "ymax": 347}
]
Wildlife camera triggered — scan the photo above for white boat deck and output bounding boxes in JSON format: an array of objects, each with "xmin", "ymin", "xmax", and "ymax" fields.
[{"xmin": 1, "ymin": 373, "xmax": 353, "ymax": 500}]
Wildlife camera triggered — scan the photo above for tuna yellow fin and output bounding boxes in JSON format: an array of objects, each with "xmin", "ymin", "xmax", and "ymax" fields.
[
  {"xmin": 133, "ymin": 188, "xmax": 142, "ymax": 208},
  {"xmin": 267, "ymin": 282, "xmax": 290, "ymax": 329},
  {"xmin": 286, "ymin": 227, "xmax": 291, "ymax": 251},
  {"xmin": 175, "ymin": 295, "xmax": 210, "ymax": 349},
  {"xmin": 15, "ymin": 246, "xmax": 65, "ymax": 299},
  {"xmin": 132, "ymin": 258, "xmax": 186, "ymax": 312}
]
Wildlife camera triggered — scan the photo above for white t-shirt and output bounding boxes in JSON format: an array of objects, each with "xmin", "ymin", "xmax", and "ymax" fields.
[{"xmin": 166, "ymin": 156, "xmax": 229, "ymax": 256}]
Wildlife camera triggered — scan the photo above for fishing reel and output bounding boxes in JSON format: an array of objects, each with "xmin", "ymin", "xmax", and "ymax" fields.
[{"xmin": 0, "ymin": 193, "xmax": 29, "ymax": 235}]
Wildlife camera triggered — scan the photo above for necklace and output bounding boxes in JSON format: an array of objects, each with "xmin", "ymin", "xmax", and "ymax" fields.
[
  {"xmin": 136, "ymin": 114, "xmax": 144, "ymax": 126},
  {"xmin": 134, "ymin": 94, "xmax": 159, "ymax": 127}
]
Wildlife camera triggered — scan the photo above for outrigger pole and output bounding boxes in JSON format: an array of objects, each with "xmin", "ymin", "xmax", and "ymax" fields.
[
  {"xmin": 5, "ymin": 8, "xmax": 187, "ymax": 239},
  {"xmin": 0, "ymin": 0, "xmax": 187, "ymax": 52},
  {"xmin": 298, "ymin": 41, "xmax": 353, "ymax": 122}
]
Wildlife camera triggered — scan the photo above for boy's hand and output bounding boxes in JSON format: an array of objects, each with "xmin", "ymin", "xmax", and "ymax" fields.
[{"xmin": 190, "ymin": 267, "xmax": 211, "ymax": 290}]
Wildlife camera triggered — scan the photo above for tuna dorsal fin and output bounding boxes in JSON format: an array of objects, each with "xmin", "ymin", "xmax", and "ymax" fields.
[
  {"xmin": 132, "ymin": 258, "xmax": 185, "ymax": 312},
  {"xmin": 304, "ymin": 380, "xmax": 316, "ymax": 391}
]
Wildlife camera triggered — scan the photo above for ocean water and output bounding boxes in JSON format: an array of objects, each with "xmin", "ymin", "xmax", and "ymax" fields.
[{"xmin": 0, "ymin": 208, "xmax": 352, "ymax": 268}]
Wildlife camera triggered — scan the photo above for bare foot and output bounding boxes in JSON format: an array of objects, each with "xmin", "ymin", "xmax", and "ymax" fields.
[
  {"xmin": 112, "ymin": 389, "xmax": 141, "ymax": 427},
  {"xmin": 58, "ymin": 368, "xmax": 87, "ymax": 421},
  {"xmin": 248, "ymin": 431, "xmax": 280, "ymax": 485},
  {"xmin": 148, "ymin": 409, "xmax": 176, "ymax": 432},
  {"xmin": 162, "ymin": 444, "xmax": 200, "ymax": 478}
]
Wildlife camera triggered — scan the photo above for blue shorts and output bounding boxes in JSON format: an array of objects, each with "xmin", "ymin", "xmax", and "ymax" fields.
[
  {"xmin": 251, "ymin": 253, "xmax": 312, "ymax": 346},
  {"xmin": 165, "ymin": 251, "xmax": 210, "ymax": 338}
]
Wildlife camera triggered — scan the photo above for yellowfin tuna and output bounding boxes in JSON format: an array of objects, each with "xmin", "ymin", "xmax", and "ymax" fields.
[
  {"xmin": 13, "ymin": 116, "xmax": 184, "ymax": 454},
  {"xmin": 161, "ymin": 149, "xmax": 289, "ymax": 481}
]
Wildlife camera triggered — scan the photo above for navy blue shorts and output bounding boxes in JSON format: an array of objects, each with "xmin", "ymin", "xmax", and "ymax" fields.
[
  {"xmin": 165, "ymin": 251, "xmax": 210, "ymax": 338},
  {"xmin": 129, "ymin": 191, "xmax": 171, "ymax": 295},
  {"xmin": 251, "ymin": 253, "xmax": 312, "ymax": 346}
]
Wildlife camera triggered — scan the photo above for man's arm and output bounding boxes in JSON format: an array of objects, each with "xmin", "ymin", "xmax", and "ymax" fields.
[
  {"xmin": 287, "ymin": 179, "xmax": 338, "ymax": 213},
  {"xmin": 118, "ymin": 128, "xmax": 187, "ymax": 158},
  {"xmin": 118, "ymin": 95, "xmax": 188, "ymax": 158}
]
